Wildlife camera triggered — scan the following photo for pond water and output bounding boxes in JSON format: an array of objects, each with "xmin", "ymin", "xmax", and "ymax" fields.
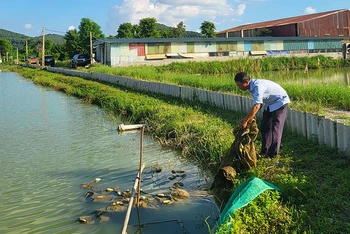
[{"xmin": 0, "ymin": 72, "xmax": 219, "ymax": 234}]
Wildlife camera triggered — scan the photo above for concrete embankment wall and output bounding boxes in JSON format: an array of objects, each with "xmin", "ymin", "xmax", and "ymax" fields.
[{"xmin": 48, "ymin": 67, "xmax": 350, "ymax": 157}]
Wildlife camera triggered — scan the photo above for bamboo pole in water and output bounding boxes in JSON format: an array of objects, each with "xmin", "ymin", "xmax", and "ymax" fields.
[
  {"xmin": 136, "ymin": 127, "xmax": 144, "ymax": 207},
  {"xmin": 121, "ymin": 163, "xmax": 145, "ymax": 234}
]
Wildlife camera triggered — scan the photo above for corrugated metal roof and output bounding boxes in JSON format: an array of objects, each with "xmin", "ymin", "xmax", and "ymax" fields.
[{"xmin": 217, "ymin": 9, "xmax": 349, "ymax": 34}]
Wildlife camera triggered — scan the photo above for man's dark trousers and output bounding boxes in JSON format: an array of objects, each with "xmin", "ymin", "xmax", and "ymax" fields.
[{"xmin": 260, "ymin": 104, "xmax": 288, "ymax": 158}]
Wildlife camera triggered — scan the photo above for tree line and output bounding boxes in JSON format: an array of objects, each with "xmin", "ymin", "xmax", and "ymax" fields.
[{"xmin": 0, "ymin": 17, "xmax": 216, "ymax": 63}]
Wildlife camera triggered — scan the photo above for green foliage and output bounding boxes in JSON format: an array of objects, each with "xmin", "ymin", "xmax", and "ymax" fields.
[
  {"xmin": 0, "ymin": 38, "xmax": 13, "ymax": 56},
  {"xmin": 78, "ymin": 18, "xmax": 105, "ymax": 54},
  {"xmin": 117, "ymin": 23, "xmax": 134, "ymax": 39},
  {"xmin": 64, "ymin": 29, "xmax": 82, "ymax": 57},
  {"xmin": 116, "ymin": 21, "xmax": 200, "ymax": 39},
  {"xmin": 139, "ymin": 18, "xmax": 160, "ymax": 38},
  {"xmin": 200, "ymin": 21, "xmax": 216, "ymax": 38}
]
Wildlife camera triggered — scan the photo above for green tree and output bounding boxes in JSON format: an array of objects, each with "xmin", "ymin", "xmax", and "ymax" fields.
[
  {"xmin": 26, "ymin": 38, "xmax": 41, "ymax": 57},
  {"xmin": 78, "ymin": 18, "xmax": 105, "ymax": 54},
  {"xmin": 117, "ymin": 23, "xmax": 134, "ymax": 38},
  {"xmin": 64, "ymin": 29, "xmax": 82, "ymax": 58},
  {"xmin": 161, "ymin": 21, "xmax": 186, "ymax": 38},
  {"xmin": 139, "ymin": 18, "xmax": 159, "ymax": 38},
  {"xmin": 174, "ymin": 21, "xmax": 186, "ymax": 38},
  {"xmin": 44, "ymin": 39, "xmax": 54, "ymax": 54},
  {"xmin": 0, "ymin": 38, "xmax": 13, "ymax": 57},
  {"xmin": 132, "ymin": 24, "xmax": 141, "ymax": 38},
  {"xmin": 200, "ymin": 21, "xmax": 216, "ymax": 38}
]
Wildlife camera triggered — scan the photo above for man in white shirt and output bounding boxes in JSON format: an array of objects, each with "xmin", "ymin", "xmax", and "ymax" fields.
[{"xmin": 234, "ymin": 72, "xmax": 290, "ymax": 158}]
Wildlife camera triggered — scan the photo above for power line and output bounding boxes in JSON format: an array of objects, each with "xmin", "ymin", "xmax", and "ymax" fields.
[{"xmin": 45, "ymin": 28, "xmax": 67, "ymax": 35}]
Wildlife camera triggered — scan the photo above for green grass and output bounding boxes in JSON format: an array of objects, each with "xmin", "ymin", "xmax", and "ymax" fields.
[
  {"xmin": 84, "ymin": 57, "xmax": 350, "ymax": 113},
  {"xmin": 3, "ymin": 65, "xmax": 350, "ymax": 233}
]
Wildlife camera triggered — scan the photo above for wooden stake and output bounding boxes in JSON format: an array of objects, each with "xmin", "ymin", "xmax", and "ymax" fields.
[{"xmin": 121, "ymin": 164, "xmax": 145, "ymax": 234}]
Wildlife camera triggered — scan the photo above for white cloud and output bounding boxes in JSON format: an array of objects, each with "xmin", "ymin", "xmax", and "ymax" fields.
[
  {"xmin": 24, "ymin": 24, "xmax": 32, "ymax": 29},
  {"xmin": 68, "ymin": 26, "xmax": 76, "ymax": 31},
  {"xmin": 106, "ymin": 0, "xmax": 246, "ymax": 35},
  {"xmin": 304, "ymin": 7, "xmax": 316, "ymax": 14}
]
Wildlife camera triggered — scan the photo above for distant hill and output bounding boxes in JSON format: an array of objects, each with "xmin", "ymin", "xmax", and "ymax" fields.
[
  {"xmin": 0, "ymin": 29, "xmax": 31, "ymax": 49},
  {"xmin": 0, "ymin": 29, "xmax": 65, "ymax": 49},
  {"xmin": 36, "ymin": 34, "xmax": 65, "ymax": 44}
]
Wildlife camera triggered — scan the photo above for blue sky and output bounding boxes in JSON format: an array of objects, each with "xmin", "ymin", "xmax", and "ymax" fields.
[{"xmin": 0, "ymin": 0, "xmax": 349, "ymax": 37}]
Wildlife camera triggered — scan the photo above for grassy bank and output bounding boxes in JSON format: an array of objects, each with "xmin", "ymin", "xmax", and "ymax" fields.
[
  {"xmin": 86, "ymin": 56, "xmax": 350, "ymax": 114},
  {"xmin": 3, "ymin": 65, "xmax": 350, "ymax": 233}
]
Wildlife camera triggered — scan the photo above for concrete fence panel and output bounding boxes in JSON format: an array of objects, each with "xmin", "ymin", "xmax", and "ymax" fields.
[
  {"xmin": 323, "ymin": 118, "xmax": 337, "ymax": 149},
  {"xmin": 100, "ymin": 74, "xmax": 110, "ymax": 83},
  {"xmin": 148, "ymin": 82, "xmax": 160, "ymax": 93},
  {"xmin": 180, "ymin": 86, "xmax": 195, "ymax": 101},
  {"xmin": 223, "ymin": 94, "xmax": 241, "ymax": 111},
  {"xmin": 137, "ymin": 80, "xmax": 151, "ymax": 92},
  {"xmin": 317, "ymin": 118, "xmax": 326, "ymax": 145},
  {"xmin": 306, "ymin": 113, "xmax": 320, "ymax": 140},
  {"xmin": 158, "ymin": 83, "xmax": 181, "ymax": 97},
  {"xmin": 195, "ymin": 89, "xmax": 208, "ymax": 104},
  {"xmin": 207, "ymin": 91, "xmax": 224, "ymax": 108},
  {"xmin": 115, "ymin": 76, "xmax": 129, "ymax": 86},
  {"xmin": 295, "ymin": 111, "xmax": 307, "ymax": 137},
  {"xmin": 91, "ymin": 72, "xmax": 101, "ymax": 81},
  {"xmin": 125, "ymin": 78, "xmax": 137, "ymax": 89},
  {"xmin": 106, "ymin": 74, "xmax": 117, "ymax": 83},
  {"xmin": 241, "ymin": 97, "xmax": 253, "ymax": 113},
  {"xmin": 336, "ymin": 123, "xmax": 350, "ymax": 155},
  {"xmin": 288, "ymin": 109, "xmax": 298, "ymax": 134},
  {"xmin": 168, "ymin": 84, "xmax": 181, "ymax": 98}
]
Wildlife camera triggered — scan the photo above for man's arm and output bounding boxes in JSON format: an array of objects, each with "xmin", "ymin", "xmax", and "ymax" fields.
[{"xmin": 239, "ymin": 103, "xmax": 262, "ymax": 129}]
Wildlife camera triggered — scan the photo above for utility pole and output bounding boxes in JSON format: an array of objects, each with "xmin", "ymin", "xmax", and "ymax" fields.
[
  {"xmin": 16, "ymin": 48, "xmax": 18, "ymax": 64},
  {"xmin": 25, "ymin": 40, "xmax": 28, "ymax": 62},
  {"xmin": 89, "ymin": 31, "xmax": 93, "ymax": 65},
  {"xmin": 42, "ymin": 27, "xmax": 45, "ymax": 68}
]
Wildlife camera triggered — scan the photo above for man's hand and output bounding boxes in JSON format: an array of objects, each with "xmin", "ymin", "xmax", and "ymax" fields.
[{"xmin": 239, "ymin": 118, "xmax": 248, "ymax": 129}]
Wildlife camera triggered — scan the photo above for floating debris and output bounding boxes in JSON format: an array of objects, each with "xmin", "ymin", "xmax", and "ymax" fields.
[
  {"xmin": 112, "ymin": 201, "xmax": 124, "ymax": 206},
  {"xmin": 81, "ymin": 183, "xmax": 101, "ymax": 192},
  {"xmin": 78, "ymin": 211, "xmax": 105, "ymax": 224},
  {"xmin": 121, "ymin": 190, "xmax": 131, "ymax": 198},
  {"xmin": 162, "ymin": 199, "xmax": 174, "ymax": 205},
  {"xmin": 171, "ymin": 189, "xmax": 190, "ymax": 198},
  {"xmin": 173, "ymin": 182, "xmax": 184, "ymax": 188},
  {"xmin": 85, "ymin": 191, "xmax": 94, "ymax": 199},
  {"xmin": 93, "ymin": 195, "xmax": 108, "ymax": 201},
  {"xmin": 171, "ymin": 170, "xmax": 185, "ymax": 174},
  {"xmin": 155, "ymin": 167, "xmax": 162, "ymax": 173},
  {"xmin": 91, "ymin": 178, "xmax": 101, "ymax": 183},
  {"xmin": 105, "ymin": 188, "xmax": 114, "ymax": 192}
]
